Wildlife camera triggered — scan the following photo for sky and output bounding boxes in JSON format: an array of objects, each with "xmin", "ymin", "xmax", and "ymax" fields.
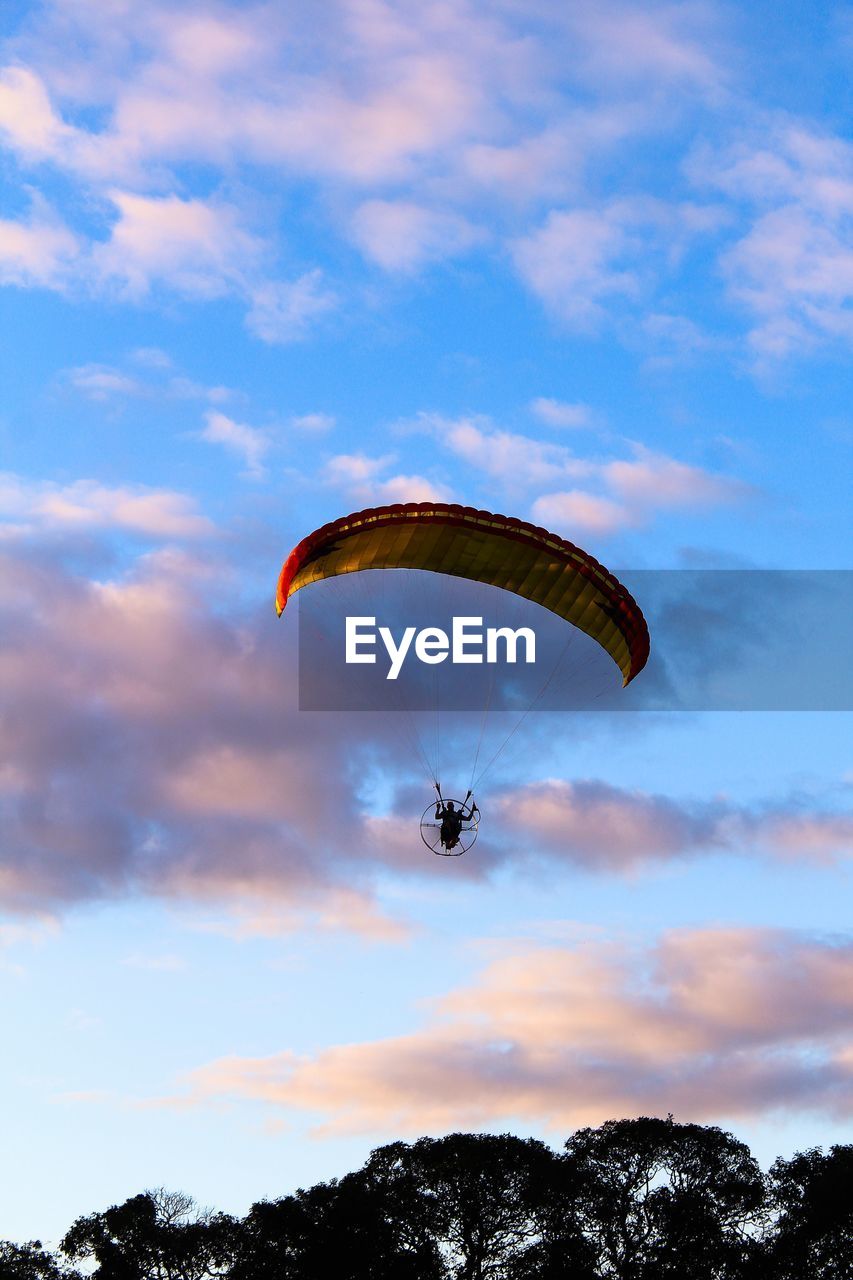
[{"xmin": 1, "ymin": 0, "xmax": 852, "ymax": 1248}]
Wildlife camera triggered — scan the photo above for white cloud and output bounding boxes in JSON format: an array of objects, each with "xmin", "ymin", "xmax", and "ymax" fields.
[
  {"xmin": 691, "ymin": 122, "xmax": 853, "ymax": 361},
  {"xmin": 603, "ymin": 445, "xmax": 748, "ymax": 508},
  {"xmin": 512, "ymin": 197, "xmax": 726, "ymax": 332},
  {"xmin": 65, "ymin": 357, "xmax": 233, "ymax": 406},
  {"xmin": 130, "ymin": 346, "xmax": 174, "ymax": 369},
  {"xmin": 291, "ymin": 412, "xmax": 335, "ymax": 433},
  {"xmin": 372, "ymin": 474, "xmax": 450, "ymax": 504},
  {"xmin": 245, "ymin": 272, "xmax": 338, "ymax": 345},
  {"xmin": 427, "ymin": 414, "xmax": 591, "ymax": 490},
  {"xmin": 350, "ymin": 199, "xmax": 482, "ymax": 272},
  {"xmin": 0, "ymin": 474, "xmax": 212, "ymax": 539},
  {"xmin": 530, "ymin": 397, "xmax": 593, "ymax": 429},
  {"xmin": 558, "ymin": 3, "xmax": 727, "ymax": 95},
  {"xmin": 0, "ymin": 185, "xmax": 323, "ymax": 355},
  {"xmin": 94, "ymin": 190, "xmax": 261, "ymax": 299},
  {"xmin": 531, "ymin": 490, "xmax": 635, "ymax": 536},
  {"xmin": 2, "ymin": 2, "xmax": 846, "ymax": 370},
  {"xmin": 0, "ymin": 65, "xmax": 73, "ymax": 160},
  {"xmin": 67, "ymin": 364, "xmax": 145, "ymax": 400},
  {"xmin": 512, "ymin": 206, "xmax": 640, "ymax": 330},
  {"xmin": 199, "ymin": 410, "xmax": 270, "ymax": 478},
  {"xmin": 324, "ymin": 452, "xmax": 450, "ymax": 505},
  {"xmin": 418, "ymin": 414, "xmax": 746, "ymax": 535},
  {"xmin": 325, "ymin": 453, "xmax": 395, "ymax": 487},
  {"xmin": 0, "ymin": 193, "xmax": 79, "ymax": 289}
]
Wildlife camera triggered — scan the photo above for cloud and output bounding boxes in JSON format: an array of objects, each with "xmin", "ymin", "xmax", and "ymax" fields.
[
  {"xmin": 690, "ymin": 122, "xmax": 853, "ymax": 361},
  {"xmin": 0, "ymin": 181, "xmax": 335, "ymax": 344},
  {"xmin": 0, "ymin": 474, "xmax": 212, "ymax": 538},
  {"xmin": 529, "ymin": 398, "xmax": 593, "ymax": 429},
  {"xmin": 556, "ymin": 2, "xmax": 727, "ymax": 95},
  {"xmin": 93, "ymin": 190, "xmax": 262, "ymax": 300},
  {"xmin": 291, "ymin": 412, "xmax": 336, "ymax": 433},
  {"xmin": 4, "ymin": 0, "xmax": 843, "ymax": 371},
  {"xmin": 533, "ymin": 446, "xmax": 748, "ymax": 536},
  {"xmin": 512, "ymin": 207, "xmax": 639, "ymax": 331},
  {"xmin": 0, "ymin": 3, "xmax": 495, "ymax": 189},
  {"xmin": 324, "ymin": 452, "xmax": 451, "ymax": 504},
  {"xmin": 494, "ymin": 779, "xmax": 853, "ymax": 872},
  {"xmin": 419, "ymin": 414, "xmax": 748, "ymax": 535},
  {"xmin": 0, "ymin": 529, "xmax": 407, "ymax": 934},
  {"xmin": 349, "ymin": 199, "xmax": 482, "ymax": 272},
  {"xmin": 324, "ymin": 453, "xmax": 395, "ymax": 487},
  {"xmin": 723, "ymin": 206, "xmax": 853, "ymax": 359},
  {"xmin": 245, "ymin": 272, "xmax": 338, "ymax": 344},
  {"xmin": 0, "ymin": 192, "xmax": 79, "ymax": 289},
  {"xmin": 0, "ymin": 64, "xmax": 77, "ymax": 163},
  {"xmin": 65, "ymin": 356, "xmax": 232, "ymax": 405},
  {"xmin": 424, "ymin": 414, "xmax": 591, "ymax": 492},
  {"xmin": 511, "ymin": 198, "xmax": 725, "ymax": 332},
  {"xmin": 603, "ymin": 445, "xmax": 749, "ymax": 508},
  {"xmin": 530, "ymin": 491, "xmax": 637, "ymax": 537},
  {"xmin": 66, "ymin": 364, "xmax": 146, "ymax": 400},
  {"xmin": 0, "ymin": 517, "xmax": 847, "ymax": 930},
  {"xmin": 171, "ymin": 927, "xmax": 853, "ymax": 1134},
  {"xmin": 198, "ymin": 410, "xmax": 270, "ymax": 478}
]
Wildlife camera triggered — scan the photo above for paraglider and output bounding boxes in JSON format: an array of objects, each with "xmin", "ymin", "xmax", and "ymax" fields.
[
  {"xmin": 276, "ymin": 502, "xmax": 649, "ymax": 856},
  {"xmin": 421, "ymin": 785, "xmax": 479, "ymax": 856}
]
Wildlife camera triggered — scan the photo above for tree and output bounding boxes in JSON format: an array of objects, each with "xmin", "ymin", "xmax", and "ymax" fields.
[
  {"xmin": 0, "ymin": 1240, "xmax": 81, "ymax": 1280},
  {"xmin": 231, "ymin": 1169, "xmax": 444, "ymax": 1279},
  {"xmin": 564, "ymin": 1116, "xmax": 765, "ymax": 1279},
  {"xmin": 763, "ymin": 1145, "xmax": 853, "ymax": 1279},
  {"xmin": 364, "ymin": 1132, "xmax": 593, "ymax": 1280},
  {"xmin": 60, "ymin": 1188, "xmax": 237, "ymax": 1280}
]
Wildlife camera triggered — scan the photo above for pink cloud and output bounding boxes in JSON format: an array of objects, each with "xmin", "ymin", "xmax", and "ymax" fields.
[
  {"xmin": 198, "ymin": 410, "xmax": 270, "ymax": 478},
  {"xmin": 419, "ymin": 414, "xmax": 749, "ymax": 534},
  {"xmin": 349, "ymin": 199, "xmax": 482, "ymax": 272},
  {"xmin": 424, "ymin": 414, "xmax": 592, "ymax": 492},
  {"xmin": 559, "ymin": 3, "xmax": 727, "ymax": 95},
  {"xmin": 0, "ymin": 475, "xmax": 212, "ymax": 538},
  {"xmin": 529, "ymin": 398, "xmax": 593, "ymax": 430},
  {"xmin": 690, "ymin": 122, "xmax": 853, "ymax": 360},
  {"xmin": 94, "ymin": 190, "xmax": 262, "ymax": 299},
  {"xmin": 171, "ymin": 927, "xmax": 853, "ymax": 1134},
  {"xmin": 494, "ymin": 779, "xmax": 853, "ymax": 871},
  {"xmin": 0, "ymin": 64, "xmax": 74, "ymax": 159},
  {"xmin": 512, "ymin": 208, "xmax": 638, "ymax": 331},
  {"xmin": 245, "ymin": 272, "xmax": 338, "ymax": 345},
  {"xmin": 0, "ymin": 531, "xmax": 392, "ymax": 929},
  {"xmin": 0, "ymin": 193, "xmax": 79, "ymax": 289},
  {"xmin": 530, "ymin": 491, "xmax": 635, "ymax": 536},
  {"xmin": 603, "ymin": 446, "xmax": 749, "ymax": 508},
  {"xmin": 0, "ymin": 506, "xmax": 845, "ymax": 927},
  {"xmin": 324, "ymin": 451, "xmax": 451, "ymax": 504}
]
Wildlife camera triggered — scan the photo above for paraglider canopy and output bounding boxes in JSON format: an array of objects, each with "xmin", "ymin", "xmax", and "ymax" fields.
[{"xmin": 276, "ymin": 502, "xmax": 649, "ymax": 685}]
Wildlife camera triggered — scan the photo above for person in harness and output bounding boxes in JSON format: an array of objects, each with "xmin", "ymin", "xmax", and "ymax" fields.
[{"xmin": 435, "ymin": 793, "xmax": 478, "ymax": 851}]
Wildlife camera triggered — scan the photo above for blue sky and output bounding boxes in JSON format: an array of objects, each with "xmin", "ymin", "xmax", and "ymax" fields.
[{"xmin": 1, "ymin": 0, "xmax": 852, "ymax": 1246}]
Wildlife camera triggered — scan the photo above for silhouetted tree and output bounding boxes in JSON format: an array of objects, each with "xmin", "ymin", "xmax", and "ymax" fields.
[
  {"xmin": 60, "ymin": 1188, "xmax": 237, "ymax": 1280},
  {"xmin": 564, "ymin": 1116, "xmax": 765, "ymax": 1279},
  {"xmin": 762, "ymin": 1144, "xmax": 853, "ymax": 1279},
  {"xmin": 0, "ymin": 1240, "xmax": 80, "ymax": 1279},
  {"xmin": 364, "ymin": 1132, "xmax": 593, "ymax": 1279},
  {"xmin": 231, "ymin": 1168, "xmax": 444, "ymax": 1279},
  {"xmin": 12, "ymin": 1122, "xmax": 853, "ymax": 1279}
]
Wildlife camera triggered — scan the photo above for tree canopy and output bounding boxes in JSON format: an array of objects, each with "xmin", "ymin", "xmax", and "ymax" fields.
[{"xmin": 2, "ymin": 1120, "xmax": 850, "ymax": 1280}]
